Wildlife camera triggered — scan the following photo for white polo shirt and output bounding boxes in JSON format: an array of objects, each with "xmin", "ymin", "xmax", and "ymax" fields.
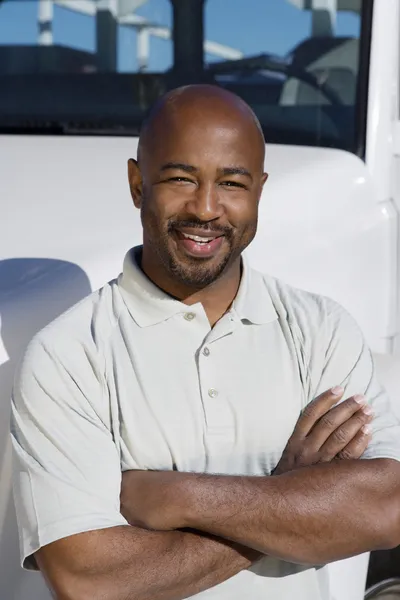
[{"xmin": 11, "ymin": 246, "xmax": 400, "ymax": 600}]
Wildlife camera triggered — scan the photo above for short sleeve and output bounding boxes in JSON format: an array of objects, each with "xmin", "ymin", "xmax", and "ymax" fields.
[
  {"xmin": 310, "ymin": 299, "xmax": 400, "ymax": 463},
  {"xmin": 10, "ymin": 335, "xmax": 127, "ymax": 571}
]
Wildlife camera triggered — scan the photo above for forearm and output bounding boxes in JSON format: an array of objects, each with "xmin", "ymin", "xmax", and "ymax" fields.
[
  {"xmin": 182, "ymin": 459, "xmax": 400, "ymax": 565},
  {"xmin": 38, "ymin": 525, "xmax": 260, "ymax": 600}
]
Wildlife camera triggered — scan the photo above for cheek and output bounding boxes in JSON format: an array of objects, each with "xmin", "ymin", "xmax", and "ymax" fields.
[
  {"xmin": 149, "ymin": 188, "xmax": 189, "ymax": 221},
  {"xmin": 141, "ymin": 201, "xmax": 163, "ymax": 239},
  {"xmin": 221, "ymin": 193, "xmax": 258, "ymax": 227},
  {"xmin": 141, "ymin": 198, "xmax": 169, "ymax": 229}
]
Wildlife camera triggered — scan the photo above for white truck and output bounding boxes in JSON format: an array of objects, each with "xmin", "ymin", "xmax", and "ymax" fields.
[{"xmin": 1, "ymin": 0, "xmax": 399, "ymax": 598}]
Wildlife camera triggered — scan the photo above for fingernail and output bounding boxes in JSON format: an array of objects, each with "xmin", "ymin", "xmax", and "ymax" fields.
[
  {"xmin": 362, "ymin": 425, "xmax": 371, "ymax": 435},
  {"xmin": 331, "ymin": 386, "xmax": 344, "ymax": 396},
  {"xmin": 363, "ymin": 405, "xmax": 373, "ymax": 416},
  {"xmin": 354, "ymin": 394, "xmax": 367, "ymax": 405}
]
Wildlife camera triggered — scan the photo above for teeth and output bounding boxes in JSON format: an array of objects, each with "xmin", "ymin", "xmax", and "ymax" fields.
[{"xmin": 182, "ymin": 233, "xmax": 215, "ymax": 242}]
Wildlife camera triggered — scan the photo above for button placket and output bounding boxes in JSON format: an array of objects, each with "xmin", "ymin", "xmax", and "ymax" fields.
[{"xmin": 197, "ymin": 338, "xmax": 235, "ymax": 436}]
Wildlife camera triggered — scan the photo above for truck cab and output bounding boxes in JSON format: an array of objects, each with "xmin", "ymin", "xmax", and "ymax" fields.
[{"xmin": 1, "ymin": 1, "xmax": 399, "ymax": 598}]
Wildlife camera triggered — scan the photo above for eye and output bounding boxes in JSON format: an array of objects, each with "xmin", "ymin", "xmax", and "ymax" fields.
[
  {"xmin": 168, "ymin": 176, "xmax": 194, "ymax": 183},
  {"xmin": 221, "ymin": 180, "xmax": 247, "ymax": 189}
]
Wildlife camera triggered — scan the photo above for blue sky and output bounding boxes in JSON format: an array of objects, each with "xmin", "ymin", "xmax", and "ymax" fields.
[{"xmin": 0, "ymin": 0, "xmax": 360, "ymax": 72}]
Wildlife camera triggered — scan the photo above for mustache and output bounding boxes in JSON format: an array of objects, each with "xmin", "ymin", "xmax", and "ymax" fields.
[{"xmin": 168, "ymin": 219, "xmax": 232, "ymax": 237}]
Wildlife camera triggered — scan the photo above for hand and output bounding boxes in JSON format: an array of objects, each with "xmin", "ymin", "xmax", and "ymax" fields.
[
  {"xmin": 273, "ymin": 387, "xmax": 373, "ymax": 475},
  {"xmin": 120, "ymin": 469, "xmax": 190, "ymax": 531}
]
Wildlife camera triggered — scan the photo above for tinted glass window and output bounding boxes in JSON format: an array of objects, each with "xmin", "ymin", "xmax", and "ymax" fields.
[
  {"xmin": 206, "ymin": 0, "xmax": 362, "ymax": 150},
  {"xmin": 0, "ymin": 0, "xmax": 368, "ymax": 151}
]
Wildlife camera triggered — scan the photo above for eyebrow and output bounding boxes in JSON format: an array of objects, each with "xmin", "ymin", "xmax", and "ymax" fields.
[
  {"xmin": 159, "ymin": 162, "xmax": 253, "ymax": 182},
  {"xmin": 220, "ymin": 166, "xmax": 253, "ymax": 181},
  {"xmin": 160, "ymin": 162, "xmax": 198, "ymax": 173}
]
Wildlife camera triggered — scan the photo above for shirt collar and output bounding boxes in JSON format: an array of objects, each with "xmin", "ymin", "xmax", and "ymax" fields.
[
  {"xmin": 118, "ymin": 246, "xmax": 277, "ymax": 327},
  {"xmin": 118, "ymin": 247, "xmax": 189, "ymax": 327},
  {"xmin": 232, "ymin": 253, "xmax": 278, "ymax": 325}
]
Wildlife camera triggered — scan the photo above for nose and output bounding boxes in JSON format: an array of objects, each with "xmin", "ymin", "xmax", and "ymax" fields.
[{"xmin": 185, "ymin": 181, "xmax": 224, "ymax": 222}]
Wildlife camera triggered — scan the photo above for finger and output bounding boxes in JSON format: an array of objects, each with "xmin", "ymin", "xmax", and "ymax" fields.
[
  {"xmin": 318, "ymin": 408, "xmax": 373, "ymax": 460},
  {"xmin": 335, "ymin": 426, "xmax": 372, "ymax": 460},
  {"xmin": 308, "ymin": 395, "xmax": 370, "ymax": 449},
  {"xmin": 294, "ymin": 387, "xmax": 345, "ymax": 438}
]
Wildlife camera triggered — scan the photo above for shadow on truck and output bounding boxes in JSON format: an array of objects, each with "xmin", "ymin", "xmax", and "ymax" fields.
[{"xmin": 0, "ymin": 257, "xmax": 91, "ymax": 598}]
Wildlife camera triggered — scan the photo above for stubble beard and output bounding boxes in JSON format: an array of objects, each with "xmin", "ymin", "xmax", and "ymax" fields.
[{"xmin": 157, "ymin": 230, "xmax": 233, "ymax": 288}]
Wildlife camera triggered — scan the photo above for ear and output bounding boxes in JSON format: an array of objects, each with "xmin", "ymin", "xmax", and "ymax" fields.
[
  {"xmin": 261, "ymin": 172, "xmax": 269, "ymax": 187},
  {"xmin": 256, "ymin": 172, "xmax": 269, "ymax": 204},
  {"xmin": 127, "ymin": 158, "xmax": 143, "ymax": 209}
]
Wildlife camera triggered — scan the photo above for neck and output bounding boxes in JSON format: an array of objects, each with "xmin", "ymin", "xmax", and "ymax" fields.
[{"xmin": 140, "ymin": 248, "xmax": 242, "ymax": 326}]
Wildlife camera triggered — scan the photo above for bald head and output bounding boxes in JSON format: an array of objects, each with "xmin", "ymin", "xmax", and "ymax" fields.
[{"xmin": 138, "ymin": 84, "xmax": 265, "ymax": 167}]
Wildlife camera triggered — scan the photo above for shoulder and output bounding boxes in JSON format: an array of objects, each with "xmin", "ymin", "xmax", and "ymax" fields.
[
  {"xmin": 18, "ymin": 279, "xmax": 124, "ymax": 380},
  {"xmin": 256, "ymin": 271, "xmax": 368, "ymax": 397},
  {"xmin": 13, "ymin": 280, "xmax": 128, "ymax": 427},
  {"xmin": 256, "ymin": 270, "xmax": 363, "ymax": 351}
]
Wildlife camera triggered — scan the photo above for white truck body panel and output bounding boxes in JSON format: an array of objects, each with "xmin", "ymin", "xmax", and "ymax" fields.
[
  {"xmin": 0, "ymin": 138, "xmax": 395, "ymax": 600},
  {"xmin": 1, "ymin": 136, "xmax": 396, "ymax": 348}
]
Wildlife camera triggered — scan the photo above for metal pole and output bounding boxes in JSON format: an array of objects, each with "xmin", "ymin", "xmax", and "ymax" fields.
[
  {"xmin": 137, "ymin": 27, "xmax": 150, "ymax": 71},
  {"xmin": 38, "ymin": 0, "xmax": 54, "ymax": 46},
  {"xmin": 96, "ymin": 0, "xmax": 118, "ymax": 72},
  {"xmin": 171, "ymin": 0, "xmax": 205, "ymax": 79},
  {"xmin": 311, "ymin": 0, "xmax": 337, "ymax": 36}
]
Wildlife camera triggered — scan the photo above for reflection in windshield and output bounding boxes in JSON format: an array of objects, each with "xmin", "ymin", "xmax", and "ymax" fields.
[{"xmin": 0, "ymin": 0, "xmax": 370, "ymax": 152}]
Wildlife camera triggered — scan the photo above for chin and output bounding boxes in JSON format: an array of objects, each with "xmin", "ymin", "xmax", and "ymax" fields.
[{"xmin": 169, "ymin": 254, "xmax": 231, "ymax": 288}]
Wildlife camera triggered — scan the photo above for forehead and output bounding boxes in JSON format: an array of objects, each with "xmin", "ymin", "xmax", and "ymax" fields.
[{"xmin": 143, "ymin": 105, "xmax": 264, "ymax": 171}]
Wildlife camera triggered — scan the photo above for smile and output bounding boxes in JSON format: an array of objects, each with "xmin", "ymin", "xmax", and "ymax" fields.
[
  {"xmin": 181, "ymin": 233, "xmax": 221, "ymax": 244},
  {"xmin": 173, "ymin": 229, "xmax": 226, "ymax": 258}
]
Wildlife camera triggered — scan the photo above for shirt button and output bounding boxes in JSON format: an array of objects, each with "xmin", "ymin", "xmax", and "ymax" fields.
[
  {"xmin": 208, "ymin": 388, "xmax": 218, "ymax": 398},
  {"xmin": 203, "ymin": 347, "xmax": 210, "ymax": 356},
  {"xmin": 184, "ymin": 312, "xmax": 196, "ymax": 321}
]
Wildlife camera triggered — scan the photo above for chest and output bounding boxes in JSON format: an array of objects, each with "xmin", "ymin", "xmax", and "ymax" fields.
[{"xmin": 105, "ymin": 316, "xmax": 306, "ymax": 475}]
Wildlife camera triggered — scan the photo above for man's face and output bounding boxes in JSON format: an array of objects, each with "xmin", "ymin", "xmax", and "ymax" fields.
[{"xmin": 130, "ymin": 110, "xmax": 267, "ymax": 288}]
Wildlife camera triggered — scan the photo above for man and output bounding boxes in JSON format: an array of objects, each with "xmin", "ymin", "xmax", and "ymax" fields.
[{"xmin": 11, "ymin": 85, "xmax": 400, "ymax": 600}]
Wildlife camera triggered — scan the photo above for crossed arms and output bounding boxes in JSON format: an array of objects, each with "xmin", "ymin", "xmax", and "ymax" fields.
[
  {"xmin": 34, "ymin": 388, "xmax": 400, "ymax": 600},
  {"xmin": 11, "ymin": 307, "xmax": 400, "ymax": 600}
]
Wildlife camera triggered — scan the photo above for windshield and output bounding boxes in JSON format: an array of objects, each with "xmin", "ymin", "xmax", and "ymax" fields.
[{"xmin": 0, "ymin": 0, "xmax": 371, "ymax": 153}]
